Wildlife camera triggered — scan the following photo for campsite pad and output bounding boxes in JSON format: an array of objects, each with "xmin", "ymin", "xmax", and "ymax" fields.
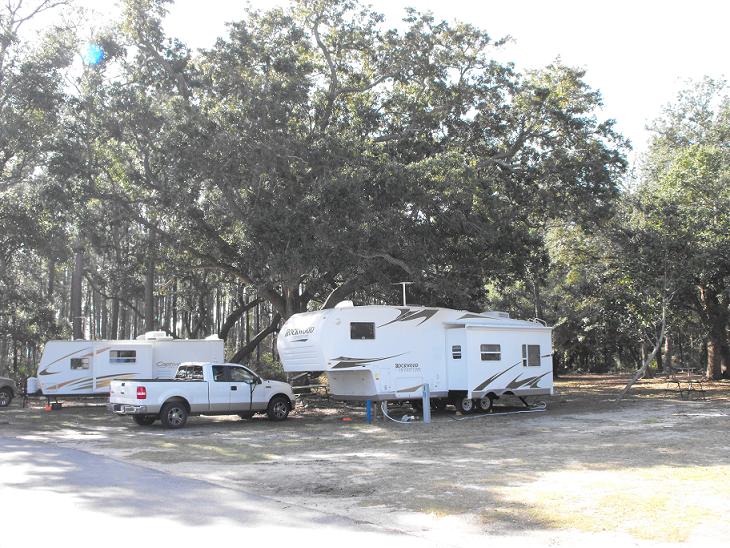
[{"xmin": 3, "ymin": 375, "xmax": 730, "ymax": 546}]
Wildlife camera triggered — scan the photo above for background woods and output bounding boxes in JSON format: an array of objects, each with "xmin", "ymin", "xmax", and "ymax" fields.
[{"xmin": 1, "ymin": 0, "xmax": 728, "ymax": 380}]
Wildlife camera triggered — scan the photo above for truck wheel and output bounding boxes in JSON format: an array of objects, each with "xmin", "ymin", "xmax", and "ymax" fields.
[
  {"xmin": 0, "ymin": 388, "xmax": 12, "ymax": 407},
  {"xmin": 132, "ymin": 415, "xmax": 156, "ymax": 426},
  {"xmin": 160, "ymin": 401, "xmax": 188, "ymax": 429},
  {"xmin": 266, "ymin": 395, "xmax": 290, "ymax": 421},
  {"xmin": 477, "ymin": 396, "xmax": 493, "ymax": 412},
  {"xmin": 455, "ymin": 397, "xmax": 474, "ymax": 414}
]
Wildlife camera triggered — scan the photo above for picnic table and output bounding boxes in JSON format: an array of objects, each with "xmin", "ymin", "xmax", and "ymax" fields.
[{"xmin": 665, "ymin": 369, "xmax": 706, "ymax": 400}]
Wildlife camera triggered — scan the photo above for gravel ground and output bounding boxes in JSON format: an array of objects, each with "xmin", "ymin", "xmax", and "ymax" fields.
[{"xmin": 2, "ymin": 375, "xmax": 729, "ymax": 546}]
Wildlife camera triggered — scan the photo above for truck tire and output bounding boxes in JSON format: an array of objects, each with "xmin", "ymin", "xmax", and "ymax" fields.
[
  {"xmin": 160, "ymin": 400, "xmax": 188, "ymax": 429},
  {"xmin": 132, "ymin": 415, "xmax": 156, "ymax": 426},
  {"xmin": 266, "ymin": 395, "xmax": 290, "ymax": 421},
  {"xmin": 0, "ymin": 388, "xmax": 12, "ymax": 407}
]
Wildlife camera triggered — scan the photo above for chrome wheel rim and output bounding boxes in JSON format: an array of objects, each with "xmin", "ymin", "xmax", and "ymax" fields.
[
  {"xmin": 167, "ymin": 407, "xmax": 184, "ymax": 426},
  {"xmin": 0, "ymin": 392, "xmax": 9, "ymax": 406},
  {"xmin": 461, "ymin": 398, "xmax": 473, "ymax": 412},
  {"xmin": 479, "ymin": 397, "xmax": 491, "ymax": 411},
  {"xmin": 272, "ymin": 400, "xmax": 288, "ymax": 419}
]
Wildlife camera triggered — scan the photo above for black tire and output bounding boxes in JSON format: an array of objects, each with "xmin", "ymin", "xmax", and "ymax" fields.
[
  {"xmin": 0, "ymin": 388, "xmax": 12, "ymax": 408},
  {"xmin": 160, "ymin": 400, "xmax": 188, "ymax": 429},
  {"xmin": 132, "ymin": 415, "xmax": 156, "ymax": 426},
  {"xmin": 477, "ymin": 396, "xmax": 493, "ymax": 413},
  {"xmin": 266, "ymin": 395, "xmax": 290, "ymax": 421},
  {"xmin": 455, "ymin": 396, "xmax": 474, "ymax": 414}
]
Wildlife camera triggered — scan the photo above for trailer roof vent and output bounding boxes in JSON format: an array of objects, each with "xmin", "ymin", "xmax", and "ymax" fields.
[
  {"xmin": 334, "ymin": 300, "xmax": 355, "ymax": 308},
  {"xmin": 137, "ymin": 331, "xmax": 173, "ymax": 341},
  {"xmin": 482, "ymin": 310, "xmax": 510, "ymax": 319}
]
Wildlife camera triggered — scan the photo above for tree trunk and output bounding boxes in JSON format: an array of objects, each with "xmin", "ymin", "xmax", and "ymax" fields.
[
  {"xmin": 663, "ymin": 335, "xmax": 673, "ymax": 374},
  {"xmin": 230, "ymin": 314, "xmax": 281, "ymax": 364},
  {"xmin": 618, "ymin": 302, "xmax": 667, "ymax": 401},
  {"xmin": 111, "ymin": 297, "xmax": 119, "ymax": 339},
  {"xmin": 699, "ymin": 285, "xmax": 729, "ymax": 380},
  {"xmin": 218, "ymin": 298, "xmax": 262, "ymax": 341},
  {"xmin": 70, "ymin": 239, "xmax": 84, "ymax": 340}
]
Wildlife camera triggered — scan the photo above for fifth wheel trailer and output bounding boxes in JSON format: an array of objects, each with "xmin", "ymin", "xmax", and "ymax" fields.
[
  {"xmin": 277, "ymin": 302, "xmax": 552, "ymax": 411},
  {"xmin": 31, "ymin": 331, "xmax": 224, "ymax": 397}
]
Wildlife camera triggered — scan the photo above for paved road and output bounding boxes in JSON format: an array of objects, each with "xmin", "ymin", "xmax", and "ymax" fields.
[{"xmin": 0, "ymin": 436, "xmax": 426, "ymax": 548}]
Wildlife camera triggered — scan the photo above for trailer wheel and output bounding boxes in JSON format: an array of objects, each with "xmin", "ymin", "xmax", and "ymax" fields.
[
  {"xmin": 455, "ymin": 397, "xmax": 474, "ymax": 414},
  {"xmin": 0, "ymin": 388, "xmax": 12, "ymax": 407},
  {"xmin": 132, "ymin": 415, "xmax": 156, "ymax": 426},
  {"xmin": 477, "ymin": 396, "xmax": 493, "ymax": 413},
  {"xmin": 266, "ymin": 395, "xmax": 290, "ymax": 421},
  {"xmin": 160, "ymin": 400, "xmax": 188, "ymax": 429}
]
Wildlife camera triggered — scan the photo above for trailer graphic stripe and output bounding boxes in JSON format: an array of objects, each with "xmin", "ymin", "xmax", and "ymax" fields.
[
  {"xmin": 39, "ymin": 346, "xmax": 93, "ymax": 375},
  {"xmin": 330, "ymin": 353, "xmax": 406, "ymax": 369},
  {"xmin": 379, "ymin": 308, "xmax": 439, "ymax": 327},
  {"xmin": 473, "ymin": 362, "xmax": 520, "ymax": 392},
  {"xmin": 506, "ymin": 371, "xmax": 551, "ymax": 390}
]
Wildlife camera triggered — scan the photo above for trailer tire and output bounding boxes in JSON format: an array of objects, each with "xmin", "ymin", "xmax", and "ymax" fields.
[
  {"xmin": 0, "ymin": 388, "xmax": 12, "ymax": 407},
  {"xmin": 160, "ymin": 400, "xmax": 188, "ymax": 429},
  {"xmin": 455, "ymin": 397, "xmax": 474, "ymax": 414},
  {"xmin": 132, "ymin": 415, "xmax": 156, "ymax": 426},
  {"xmin": 477, "ymin": 396, "xmax": 493, "ymax": 413},
  {"xmin": 266, "ymin": 395, "xmax": 290, "ymax": 421}
]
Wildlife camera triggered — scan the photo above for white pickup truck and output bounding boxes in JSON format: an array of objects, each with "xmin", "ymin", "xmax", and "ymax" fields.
[{"xmin": 108, "ymin": 362, "xmax": 295, "ymax": 428}]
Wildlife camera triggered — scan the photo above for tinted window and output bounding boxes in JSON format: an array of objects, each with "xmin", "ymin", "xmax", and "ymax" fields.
[
  {"xmin": 480, "ymin": 344, "xmax": 501, "ymax": 361},
  {"xmin": 71, "ymin": 357, "xmax": 89, "ymax": 370},
  {"xmin": 110, "ymin": 350, "xmax": 136, "ymax": 364},
  {"xmin": 350, "ymin": 322, "xmax": 375, "ymax": 340}
]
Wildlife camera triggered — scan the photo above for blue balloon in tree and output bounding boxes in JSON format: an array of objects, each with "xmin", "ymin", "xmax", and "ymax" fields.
[{"xmin": 83, "ymin": 43, "xmax": 105, "ymax": 65}]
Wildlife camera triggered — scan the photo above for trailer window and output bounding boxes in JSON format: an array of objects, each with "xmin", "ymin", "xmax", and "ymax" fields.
[
  {"xmin": 480, "ymin": 344, "xmax": 501, "ymax": 361},
  {"xmin": 110, "ymin": 350, "xmax": 136, "ymax": 364},
  {"xmin": 522, "ymin": 344, "xmax": 541, "ymax": 367},
  {"xmin": 70, "ymin": 357, "xmax": 89, "ymax": 370},
  {"xmin": 350, "ymin": 322, "xmax": 375, "ymax": 340},
  {"xmin": 452, "ymin": 345, "xmax": 462, "ymax": 359}
]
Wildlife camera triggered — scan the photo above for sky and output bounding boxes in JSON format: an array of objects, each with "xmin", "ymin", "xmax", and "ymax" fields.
[{"xmin": 68, "ymin": 0, "xmax": 730, "ymax": 161}]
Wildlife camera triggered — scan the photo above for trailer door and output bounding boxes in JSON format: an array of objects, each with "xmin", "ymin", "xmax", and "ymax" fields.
[{"xmin": 446, "ymin": 328, "xmax": 467, "ymax": 391}]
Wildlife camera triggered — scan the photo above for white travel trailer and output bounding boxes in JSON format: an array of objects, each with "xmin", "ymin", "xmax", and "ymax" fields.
[
  {"xmin": 278, "ymin": 303, "xmax": 553, "ymax": 412},
  {"xmin": 33, "ymin": 331, "xmax": 224, "ymax": 397}
]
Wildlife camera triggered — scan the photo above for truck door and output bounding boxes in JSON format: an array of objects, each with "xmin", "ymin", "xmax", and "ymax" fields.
[
  {"xmin": 446, "ymin": 328, "xmax": 467, "ymax": 391},
  {"xmin": 228, "ymin": 365, "xmax": 264, "ymax": 412}
]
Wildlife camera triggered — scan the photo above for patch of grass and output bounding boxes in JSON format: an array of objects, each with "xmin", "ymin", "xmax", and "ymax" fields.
[{"xmin": 498, "ymin": 465, "xmax": 730, "ymax": 542}]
